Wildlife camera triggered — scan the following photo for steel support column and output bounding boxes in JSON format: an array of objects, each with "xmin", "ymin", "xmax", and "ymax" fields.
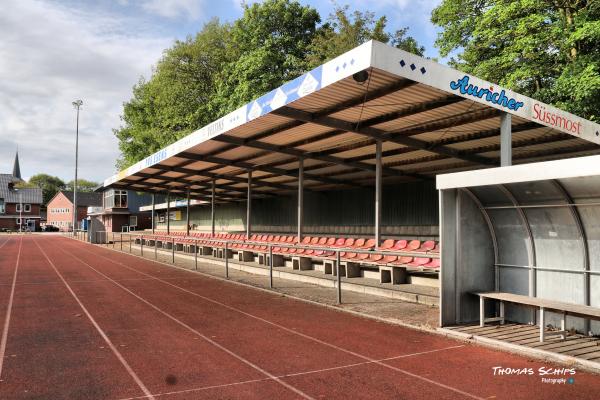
[
  {"xmin": 166, "ymin": 192, "xmax": 170, "ymax": 235},
  {"xmin": 151, "ymin": 193, "xmax": 155, "ymax": 234},
  {"xmin": 246, "ymin": 171, "xmax": 252, "ymax": 239},
  {"xmin": 211, "ymin": 179, "xmax": 216, "ymax": 236},
  {"xmin": 297, "ymin": 158, "xmax": 304, "ymax": 243},
  {"xmin": 500, "ymin": 112, "xmax": 512, "ymax": 167},
  {"xmin": 375, "ymin": 140, "xmax": 382, "ymax": 248},
  {"xmin": 186, "ymin": 187, "xmax": 190, "ymax": 236}
]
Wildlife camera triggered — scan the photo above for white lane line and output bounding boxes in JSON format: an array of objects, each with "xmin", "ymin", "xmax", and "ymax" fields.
[
  {"xmin": 32, "ymin": 239, "xmax": 155, "ymax": 400},
  {"xmin": 118, "ymin": 344, "xmax": 466, "ymax": 400},
  {"xmin": 0, "ymin": 236, "xmax": 11, "ymax": 250},
  {"xmin": 0, "ymin": 236, "xmax": 22, "ymax": 379},
  {"xmin": 74, "ymin": 241, "xmax": 486, "ymax": 400},
  {"xmin": 58, "ymin": 244, "xmax": 315, "ymax": 400}
]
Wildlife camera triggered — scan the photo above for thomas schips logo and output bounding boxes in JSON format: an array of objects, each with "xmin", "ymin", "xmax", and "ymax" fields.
[{"xmin": 450, "ymin": 75, "xmax": 524, "ymax": 111}]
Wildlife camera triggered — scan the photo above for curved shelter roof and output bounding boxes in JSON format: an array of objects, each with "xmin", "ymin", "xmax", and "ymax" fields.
[{"xmin": 104, "ymin": 40, "xmax": 600, "ymax": 202}]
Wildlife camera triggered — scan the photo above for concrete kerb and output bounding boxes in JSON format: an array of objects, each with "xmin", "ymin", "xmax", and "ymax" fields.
[{"xmin": 66, "ymin": 236, "xmax": 600, "ymax": 375}]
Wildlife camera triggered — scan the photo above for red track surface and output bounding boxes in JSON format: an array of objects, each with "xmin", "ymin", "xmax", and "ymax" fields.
[{"xmin": 0, "ymin": 235, "xmax": 598, "ymax": 399}]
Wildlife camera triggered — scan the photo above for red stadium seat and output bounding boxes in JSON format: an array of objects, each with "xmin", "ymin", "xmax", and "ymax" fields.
[
  {"xmin": 408, "ymin": 257, "xmax": 430, "ymax": 267},
  {"xmin": 392, "ymin": 256, "xmax": 413, "ymax": 265},
  {"xmin": 333, "ymin": 238, "xmax": 346, "ymax": 247},
  {"xmin": 389, "ymin": 240, "xmax": 407, "ymax": 251},
  {"xmin": 352, "ymin": 238, "xmax": 366, "ymax": 248},
  {"xmin": 359, "ymin": 238, "xmax": 376, "ymax": 249},
  {"xmin": 415, "ymin": 240, "xmax": 436, "ymax": 253},
  {"xmin": 423, "ymin": 258, "xmax": 440, "ymax": 269},
  {"xmin": 407, "ymin": 240, "xmax": 421, "ymax": 251}
]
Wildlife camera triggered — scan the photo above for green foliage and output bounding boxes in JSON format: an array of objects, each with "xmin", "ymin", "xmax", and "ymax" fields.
[
  {"xmin": 28, "ymin": 174, "xmax": 65, "ymax": 205},
  {"xmin": 115, "ymin": 19, "xmax": 231, "ymax": 168},
  {"xmin": 306, "ymin": 6, "xmax": 424, "ymax": 68},
  {"xmin": 114, "ymin": 1, "xmax": 425, "ymax": 168},
  {"xmin": 65, "ymin": 179, "xmax": 99, "ymax": 193},
  {"xmin": 210, "ymin": 0, "xmax": 321, "ymax": 115},
  {"xmin": 432, "ymin": 0, "xmax": 600, "ymax": 121}
]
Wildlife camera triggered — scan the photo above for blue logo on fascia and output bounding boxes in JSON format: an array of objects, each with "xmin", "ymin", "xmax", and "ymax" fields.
[
  {"xmin": 144, "ymin": 149, "xmax": 167, "ymax": 167},
  {"xmin": 450, "ymin": 76, "xmax": 524, "ymax": 111},
  {"xmin": 246, "ymin": 66, "xmax": 322, "ymax": 121}
]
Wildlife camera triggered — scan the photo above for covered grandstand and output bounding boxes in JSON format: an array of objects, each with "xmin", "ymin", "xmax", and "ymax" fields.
[{"xmin": 98, "ymin": 40, "xmax": 600, "ymax": 309}]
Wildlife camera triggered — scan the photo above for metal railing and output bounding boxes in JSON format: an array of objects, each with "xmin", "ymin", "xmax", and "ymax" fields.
[{"xmin": 75, "ymin": 231, "xmax": 440, "ymax": 304}]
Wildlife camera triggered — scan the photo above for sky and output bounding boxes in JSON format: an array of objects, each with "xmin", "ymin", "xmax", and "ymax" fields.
[{"xmin": 0, "ymin": 0, "xmax": 442, "ymax": 183}]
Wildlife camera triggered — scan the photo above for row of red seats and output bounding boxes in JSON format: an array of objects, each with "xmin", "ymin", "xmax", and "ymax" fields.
[{"xmin": 143, "ymin": 231, "xmax": 440, "ymax": 270}]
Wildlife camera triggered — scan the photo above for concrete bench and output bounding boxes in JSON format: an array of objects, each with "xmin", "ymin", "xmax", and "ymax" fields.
[
  {"xmin": 292, "ymin": 255, "xmax": 313, "ymax": 271},
  {"xmin": 379, "ymin": 265, "xmax": 407, "ymax": 285},
  {"xmin": 475, "ymin": 291, "xmax": 600, "ymax": 342}
]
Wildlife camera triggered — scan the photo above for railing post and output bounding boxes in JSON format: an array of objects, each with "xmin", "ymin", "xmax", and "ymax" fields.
[
  {"xmin": 172, "ymin": 238, "xmax": 175, "ymax": 263},
  {"xmin": 120, "ymin": 233, "xmax": 123, "ymax": 251},
  {"xmin": 225, "ymin": 241, "xmax": 229, "ymax": 278},
  {"xmin": 336, "ymin": 250, "xmax": 342, "ymax": 304},
  {"xmin": 194, "ymin": 239, "xmax": 198, "ymax": 270},
  {"xmin": 141, "ymin": 235, "xmax": 144, "ymax": 256},
  {"xmin": 269, "ymin": 244, "xmax": 273, "ymax": 289},
  {"xmin": 129, "ymin": 234, "xmax": 132, "ymax": 253},
  {"xmin": 154, "ymin": 235, "xmax": 158, "ymax": 259}
]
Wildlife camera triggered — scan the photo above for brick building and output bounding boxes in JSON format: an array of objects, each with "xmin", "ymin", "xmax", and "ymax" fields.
[
  {"xmin": 46, "ymin": 191, "xmax": 102, "ymax": 231},
  {"xmin": 0, "ymin": 152, "xmax": 43, "ymax": 231}
]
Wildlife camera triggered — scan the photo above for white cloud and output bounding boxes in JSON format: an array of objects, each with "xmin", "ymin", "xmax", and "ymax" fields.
[
  {"xmin": 142, "ymin": 0, "xmax": 205, "ymax": 20},
  {"xmin": 0, "ymin": 0, "xmax": 172, "ymax": 183}
]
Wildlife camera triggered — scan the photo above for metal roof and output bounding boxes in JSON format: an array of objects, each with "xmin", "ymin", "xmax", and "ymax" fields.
[
  {"xmin": 0, "ymin": 174, "xmax": 43, "ymax": 204},
  {"xmin": 104, "ymin": 40, "xmax": 600, "ymax": 202}
]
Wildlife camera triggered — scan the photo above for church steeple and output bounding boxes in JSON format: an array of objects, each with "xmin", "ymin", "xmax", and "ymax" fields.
[{"xmin": 12, "ymin": 150, "xmax": 21, "ymax": 180}]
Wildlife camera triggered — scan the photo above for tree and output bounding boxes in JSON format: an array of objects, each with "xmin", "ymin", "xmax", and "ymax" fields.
[
  {"xmin": 65, "ymin": 179, "xmax": 99, "ymax": 192},
  {"xmin": 114, "ymin": 19, "xmax": 232, "ymax": 168},
  {"xmin": 28, "ymin": 174, "xmax": 65, "ymax": 205},
  {"xmin": 432, "ymin": 0, "xmax": 600, "ymax": 121},
  {"xmin": 210, "ymin": 0, "xmax": 321, "ymax": 115},
  {"xmin": 306, "ymin": 6, "xmax": 424, "ymax": 68}
]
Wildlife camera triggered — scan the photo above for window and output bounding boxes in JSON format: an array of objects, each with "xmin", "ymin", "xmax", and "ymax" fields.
[
  {"xmin": 15, "ymin": 203, "xmax": 21, "ymax": 212},
  {"xmin": 104, "ymin": 189, "xmax": 128, "ymax": 209},
  {"xmin": 0, "ymin": 198, "xmax": 4, "ymax": 214},
  {"xmin": 24, "ymin": 204, "xmax": 31, "ymax": 212},
  {"xmin": 16, "ymin": 218, "xmax": 21, "ymax": 225},
  {"xmin": 129, "ymin": 215, "xmax": 138, "ymax": 227}
]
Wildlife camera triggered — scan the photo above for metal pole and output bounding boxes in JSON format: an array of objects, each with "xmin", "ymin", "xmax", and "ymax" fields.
[
  {"xmin": 129, "ymin": 234, "xmax": 132, "ymax": 253},
  {"xmin": 225, "ymin": 241, "xmax": 229, "ymax": 278},
  {"xmin": 375, "ymin": 139, "xmax": 382, "ymax": 248},
  {"xmin": 120, "ymin": 233, "xmax": 122, "ymax": 250},
  {"xmin": 297, "ymin": 158, "xmax": 304, "ymax": 243},
  {"xmin": 172, "ymin": 238, "xmax": 175, "ymax": 263},
  {"xmin": 194, "ymin": 239, "xmax": 198, "ymax": 270},
  {"xmin": 72, "ymin": 99, "xmax": 82, "ymax": 236},
  {"xmin": 336, "ymin": 250, "xmax": 342, "ymax": 304},
  {"xmin": 112, "ymin": 232, "xmax": 115, "ymax": 248},
  {"xmin": 246, "ymin": 171, "xmax": 252, "ymax": 239},
  {"xmin": 186, "ymin": 187, "xmax": 190, "ymax": 236},
  {"xmin": 269, "ymin": 244, "xmax": 273, "ymax": 288},
  {"xmin": 211, "ymin": 179, "xmax": 215, "ymax": 237},
  {"xmin": 19, "ymin": 192, "xmax": 22, "ymax": 233},
  {"xmin": 154, "ymin": 236, "xmax": 157, "ymax": 259},
  {"xmin": 151, "ymin": 193, "xmax": 155, "ymax": 234},
  {"xmin": 140, "ymin": 235, "xmax": 144, "ymax": 256},
  {"xmin": 500, "ymin": 112, "xmax": 512, "ymax": 167},
  {"xmin": 166, "ymin": 192, "xmax": 171, "ymax": 235}
]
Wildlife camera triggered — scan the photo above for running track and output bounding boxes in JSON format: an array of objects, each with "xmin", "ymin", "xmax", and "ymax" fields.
[{"xmin": 0, "ymin": 235, "xmax": 598, "ymax": 399}]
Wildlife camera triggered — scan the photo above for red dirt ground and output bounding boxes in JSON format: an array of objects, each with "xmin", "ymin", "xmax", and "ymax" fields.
[{"xmin": 0, "ymin": 234, "xmax": 598, "ymax": 399}]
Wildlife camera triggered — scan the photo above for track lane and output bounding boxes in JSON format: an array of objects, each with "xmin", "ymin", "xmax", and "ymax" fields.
[
  {"xmin": 0, "ymin": 236, "xmax": 144, "ymax": 400},
  {"xmin": 35, "ymin": 236, "xmax": 312, "ymax": 399},
  {"xmin": 63, "ymin": 236, "xmax": 600, "ymax": 400},
  {"xmin": 57, "ymin": 237, "xmax": 487, "ymax": 400}
]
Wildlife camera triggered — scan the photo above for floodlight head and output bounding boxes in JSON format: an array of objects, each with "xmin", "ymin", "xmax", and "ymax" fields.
[
  {"xmin": 72, "ymin": 99, "xmax": 83, "ymax": 109},
  {"xmin": 352, "ymin": 70, "xmax": 369, "ymax": 83}
]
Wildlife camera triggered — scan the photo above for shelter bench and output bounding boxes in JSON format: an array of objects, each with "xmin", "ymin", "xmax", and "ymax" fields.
[{"xmin": 475, "ymin": 291, "xmax": 600, "ymax": 343}]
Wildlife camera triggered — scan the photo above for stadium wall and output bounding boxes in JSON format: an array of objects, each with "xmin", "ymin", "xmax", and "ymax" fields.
[{"xmin": 155, "ymin": 181, "xmax": 439, "ymax": 239}]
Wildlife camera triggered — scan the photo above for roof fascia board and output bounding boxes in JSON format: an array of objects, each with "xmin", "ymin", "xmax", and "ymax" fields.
[
  {"xmin": 370, "ymin": 40, "xmax": 600, "ymax": 145},
  {"xmin": 437, "ymin": 154, "xmax": 600, "ymax": 189}
]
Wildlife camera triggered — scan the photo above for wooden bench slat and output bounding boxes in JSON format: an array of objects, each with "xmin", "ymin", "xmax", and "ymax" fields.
[{"xmin": 475, "ymin": 292, "xmax": 600, "ymax": 319}]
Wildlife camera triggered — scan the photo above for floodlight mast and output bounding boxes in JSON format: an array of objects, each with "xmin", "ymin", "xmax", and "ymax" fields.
[{"xmin": 72, "ymin": 99, "xmax": 83, "ymax": 235}]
